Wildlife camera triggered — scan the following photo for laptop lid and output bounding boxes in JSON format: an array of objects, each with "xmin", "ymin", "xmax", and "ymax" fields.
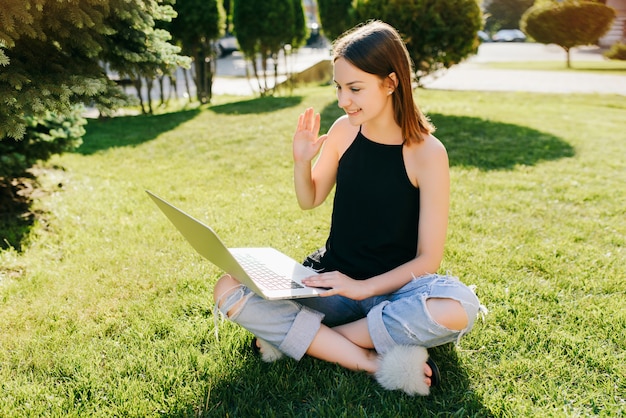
[{"xmin": 146, "ymin": 191, "xmax": 322, "ymax": 300}]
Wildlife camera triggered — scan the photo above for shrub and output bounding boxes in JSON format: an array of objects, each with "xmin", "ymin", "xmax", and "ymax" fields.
[
  {"xmin": 0, "ymin": 107, "xmax": 86, "ymax": 179},
  {"xmin": 604, "ymin": 41, "xmax": 626, "ymax": 61},
  {"xmin": 318, "ymin": 0, "xmax": 356, "ymax": 40},
  {"xmin": 355, "ymin": 0, "xmax": 482, "ymax": 85},
  {"xmin": 485, "ymin": 0, "xmax": 535, "ymax": 32}
]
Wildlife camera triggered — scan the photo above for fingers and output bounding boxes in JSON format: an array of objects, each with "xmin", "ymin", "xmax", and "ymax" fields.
[
  {"xmin": 302, "ymin": 271, "xmax": 337, "ymax": 290},
  {"xmin": 303, "ymin": 108, "xmax": 315, "ymax": 132},
  {"xmin": 297, "ymin": 108, "xmax": 320, "ymax": 134},
  {"xmin": 312, "ymin": 111, "xmax": 321, "ymax": 135},
  {"xmin": 302, "ymin": 273, "xmax": 328, "ymax": 289},
  {"xmin": 297, "ymin": 112, "xmax": 305, "ymax": 131}
]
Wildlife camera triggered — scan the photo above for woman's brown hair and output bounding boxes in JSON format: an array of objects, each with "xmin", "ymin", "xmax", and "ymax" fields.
[{"xmin": 332, "ymin": 21, "xmax": 434, "ymax": 144}]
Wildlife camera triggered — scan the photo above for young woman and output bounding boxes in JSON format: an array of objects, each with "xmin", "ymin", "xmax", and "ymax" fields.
[{"xmin": 213, "ymin": 21, "xmax": 483, "ymax": 396}]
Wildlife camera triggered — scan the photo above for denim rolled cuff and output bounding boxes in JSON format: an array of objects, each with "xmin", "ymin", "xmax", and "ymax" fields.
[
  {"xmin": 366, "ymin": 301, "xmax": 396, "ymax": 355},
  {"xmin": 278, "ymin": 305, "xmax": 325, "ymax": 361}
]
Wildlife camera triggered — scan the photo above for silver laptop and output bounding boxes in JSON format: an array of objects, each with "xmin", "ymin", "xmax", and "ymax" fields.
[{"xmin": 146, "ymin": 191, "xmax": 323, "ymax": 300}]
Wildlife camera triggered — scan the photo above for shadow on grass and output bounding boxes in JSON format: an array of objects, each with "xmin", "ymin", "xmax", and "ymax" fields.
[
  {"xmin": 431, "ymin": 114, "xmax": 575, "ymax": 170},
  {"xmin": 76, "ymin": 108, "xmax": 202, "ymax": 155},
  {"xmin": 0, "ymin": 108, "xmax": 202, "ymax": 250},
  {"xmin": 319, "ymin": 101, "xmax": 575, "ymax": 170},
  {"xmin": 209, "ymin": 95, "xmax": 303, "ymax": 115},
  {"xmin": 201, "ymin": 341, "xmax": 493, "ymax": 417},
  {"xmin": 78, "ymin": 96, "xmax": 305, "ymax": 156},
  {"xmin": 0, "ymin": 175, "xmax": 37, "ymax": 251},
  {"xmin": 77, "ymin": 96, "xmax": 304, "ymax": 155}
]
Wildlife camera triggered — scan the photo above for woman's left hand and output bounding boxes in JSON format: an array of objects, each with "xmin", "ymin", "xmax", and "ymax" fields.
[{"xmin": 302, "ymin": 271, "xmax": 372, "ymax": 300}]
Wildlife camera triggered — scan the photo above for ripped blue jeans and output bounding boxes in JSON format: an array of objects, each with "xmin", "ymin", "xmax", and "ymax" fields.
[{"xmin": 216, "ymin": 274, "xmax": 483, "ymax": 361}]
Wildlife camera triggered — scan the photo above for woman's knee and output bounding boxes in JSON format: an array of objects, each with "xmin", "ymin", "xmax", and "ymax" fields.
[
  {"xmin": 426, "ymin": 298, "xmax": 469, "ymax": 331},
  {"xmin": 213, "ymin": 274, "xmax": 244, "ymax": 316}
]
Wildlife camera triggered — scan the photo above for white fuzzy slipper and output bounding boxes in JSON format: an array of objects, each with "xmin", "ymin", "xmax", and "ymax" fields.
[
  {"xmin": 374, "ymin": 345, "xmax": 439, "ymax": 396},
  {"xmin": 251, "ymin": 337, "xmax": 284, "ymax": 363}
]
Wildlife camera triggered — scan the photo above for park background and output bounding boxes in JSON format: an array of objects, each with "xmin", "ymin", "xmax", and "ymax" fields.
[{"xmin": 1, "ymin": 1, "xmax": 625, "ymax": 417}]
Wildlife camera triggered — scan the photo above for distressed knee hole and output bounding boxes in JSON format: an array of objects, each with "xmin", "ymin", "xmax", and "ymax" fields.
[
  {"xmin": 214, "ymin": 275, "xmax": 247, "ymax": 318},
  {"xmin": 426, "ymin": 297, "xmax": 469, "ymax": 331}
]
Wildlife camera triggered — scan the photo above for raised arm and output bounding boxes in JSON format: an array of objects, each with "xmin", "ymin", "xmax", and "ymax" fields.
[{"xmin": 293, "ymin": 108, "xmax": 354, "ymax": 210}]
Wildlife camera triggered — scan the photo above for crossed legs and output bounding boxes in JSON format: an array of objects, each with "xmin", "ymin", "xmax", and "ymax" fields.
[{"xmin": 214, "ymin": 274, "xmax": 469, "ymax": 388}]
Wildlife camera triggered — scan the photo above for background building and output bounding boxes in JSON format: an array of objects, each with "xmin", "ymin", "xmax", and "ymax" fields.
[{"xmin": 601, "ymin": 0, "xmax": 626, "ymax": 47}]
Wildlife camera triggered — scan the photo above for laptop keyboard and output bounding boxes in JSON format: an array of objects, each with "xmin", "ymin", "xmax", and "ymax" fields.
[{"xmin": 235, "ymin": 253, "xmax": 304, "ymax": 290}]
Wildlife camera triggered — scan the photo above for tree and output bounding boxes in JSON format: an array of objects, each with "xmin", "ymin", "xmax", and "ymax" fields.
[
  {"xmin": 521, "ymin": 1, "xmax": 616, "ymax": 68},
  {"xmin": 0, "ymin": 0, "xmax": 189, "ymax": 179},
  {"xmin": 0, "ymin": 0, "xmax": 188, "ymax": 137},
  {"xmin": 106, "ymin": 8, "xmax": 190, "ymax": 114},
  {"xmin": 233, "ymin": 0, "xmax": 303, "ymax": 96},
  {"xmin": 168, "ymin": 0, "xmax": 221, "ymax": 104},
  {"xmin": 291, "ymin": 0, "xmax": 308, "ymax": 49},
  {"xmin": 262, "ymin": 0, "xmax": 295, "ymax": 91},
  {"xmin": 318, "ymin": 0, "xmax": 355, "ymax": 40},
  {"xmin": 485, "ymin": 0, "xmax": 535, "ymax": 33},
  {"xmin": 223, "ymin": 0, "xmax": 234, "ymax": 33},
  {"xmin": 354, "ymin": 0, "xmax": 482, "ymax": 85}
]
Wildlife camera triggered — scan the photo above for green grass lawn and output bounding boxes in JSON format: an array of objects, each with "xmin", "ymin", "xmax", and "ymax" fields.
[
  {"xmin": 480, "ymin": 59, "xmax": 626, "ymax": 75},
  {"xmin": 1, "ymin": 86, "xmax": 624, "ymax": 417}
]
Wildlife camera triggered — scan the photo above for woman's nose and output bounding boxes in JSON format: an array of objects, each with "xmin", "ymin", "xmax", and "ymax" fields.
[{"xmin": 337, "ymin": 91, "xmax": 350, "ymax": 108}]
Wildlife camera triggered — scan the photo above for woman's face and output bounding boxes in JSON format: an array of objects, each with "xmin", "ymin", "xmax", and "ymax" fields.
[{"xmin": 333, "ymin": 57, "xmax": 393, "ymax": 127}]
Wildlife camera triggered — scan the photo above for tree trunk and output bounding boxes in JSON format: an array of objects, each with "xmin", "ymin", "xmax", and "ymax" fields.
[
  {"xmin": 273, "ymin": 51, "xmax": 279, "ymax": 95},
  {"xmin": 157, "ymin": 75, "xmax": 166, "ymax": 106},
  {"xmin": 145, "ymin": 78, "xmax": 154, "ymax": 114},
  {"xmin": 207, "ymin": 55, "xmax": 214, "ymax": 102},
  {"xmin": 194, "ymin": 42, "xmax": 215, "ymax": 104},
  {"xmin": 169, "ymin": 74, "xmax": 178, "ymax": 101},
  {"xmin": 133, "ymin": 78, "xmax": 146, "ymax": 114},
  {"xmin": 260, "ymin": 51, "xmax": 269, "ymax": 95},
  {"xmin": 250, "ymin": 54, "xmax": 262, "ymax": 94},
  {"xmin": 183, "ymin": 68, "xmax": 192, "ymax": 103}
]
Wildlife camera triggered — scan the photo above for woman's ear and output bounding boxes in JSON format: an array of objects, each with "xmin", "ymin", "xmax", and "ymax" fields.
[{"xmin": 387, "ymin": 72, "xmax": 398, "ymax": 89}]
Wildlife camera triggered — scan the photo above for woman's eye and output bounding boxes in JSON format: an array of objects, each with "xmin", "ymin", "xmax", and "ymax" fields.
[{"xmin": 351, "ymin": 88, "xmax": 360, "ymax": 93}]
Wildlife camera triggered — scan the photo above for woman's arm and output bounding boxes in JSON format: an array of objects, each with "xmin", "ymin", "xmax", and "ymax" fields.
[{"xmin": 293, "ymin": 109, "xmax": 354, "ymax": 209}]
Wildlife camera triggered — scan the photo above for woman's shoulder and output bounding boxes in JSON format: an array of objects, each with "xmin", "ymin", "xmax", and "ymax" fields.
[
  {"xmin": 328, "ymin": 114, "xmax": 358, "ymax": 136},
  {"xmin": 326, "ymin": 115, "xmax": 360, "ymax": 156},
  {"xmin": 408, "ymin": 134, "xmax": 448, "ymax": 162},
  {"xmin": 404, "ymin": 134, "xmax": 449, "ymax": 186}
]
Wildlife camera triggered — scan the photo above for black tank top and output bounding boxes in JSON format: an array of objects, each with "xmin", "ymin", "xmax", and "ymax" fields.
[{"xmin": 319, "ymin": 130, "xmax": 420, "ymax": 280}]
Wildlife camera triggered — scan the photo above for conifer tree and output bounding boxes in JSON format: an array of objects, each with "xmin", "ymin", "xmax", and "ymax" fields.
[
  {"xmin": 0, "ymin": 0, "xmax": 188, "ymax": 139},
  {"xmin": 0, "ymin": 0, "xmax": 189, "ymax": 178}
]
